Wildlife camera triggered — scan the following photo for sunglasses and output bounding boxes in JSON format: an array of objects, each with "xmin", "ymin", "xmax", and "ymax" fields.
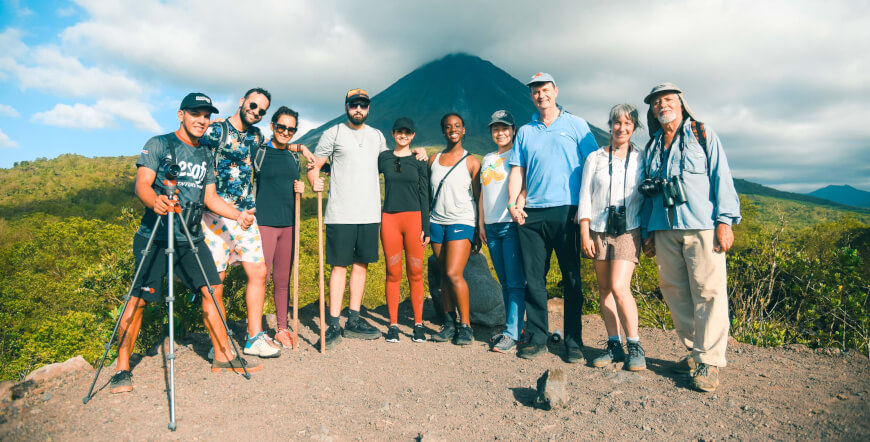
[
  {"xmin": 394, "ymin": 157, "xmax": 402, "ymax": 173},
  {"xmin": 247, "ymin": 102, "xmax": 267, "ymax": 117},
  {"xmin": 348, "ymin": 102, "xmax": 369, "ymax": 110},
  {"xmin": 274, "ymin": 123, "xmax": 297, "ymax": 134}
]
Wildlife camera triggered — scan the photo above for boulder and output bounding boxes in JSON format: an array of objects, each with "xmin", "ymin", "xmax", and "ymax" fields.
[
  {"xmin": 534, "ymin": 368, "xmax": 569, "ymax": 410},
  {"xmin": 428, "ymin": 254, "xmax": 505, "ymax": 328},
  {"xmin": 24, "ymin": 356, "xmax": 94, "ymax": 385},
  {"xmin": 0, "ymin": 380, "xmax": 15, "ymax": 402}
]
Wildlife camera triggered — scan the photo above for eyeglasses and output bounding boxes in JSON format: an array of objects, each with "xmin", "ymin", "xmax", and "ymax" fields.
[
  {"xmin": 248, "ymin": 102, "xmax": 267, "ymax": 117},
  {"xmin": 394, "ymin": 157, "xmax": 401, "ymax": 173},
  {"xmin": 274, "ymin": 124, "xmax": 297, "ymax": 134},
  {"xmin": 347, "ymin": 102, "xmax": 369, "ymax": 110}
]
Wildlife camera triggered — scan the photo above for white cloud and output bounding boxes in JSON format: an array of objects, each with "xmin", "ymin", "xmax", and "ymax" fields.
[
  {"xmin": 31, "ymin": 103, "xmax": 115, "ymax": 129},
  {"xmin": 57, "ymin": 6, "xmax": 77, "ymax": 17},
  {"xmin": 30, "ymin": 99, "xmax": 161, "ymax": 132},
  {"xmin": 0, "ymin": 128, "xmax": 18, "ymax": 148},
  {"xmin": 0, "ymin": 104, "xmax": 20, "ymax": 117}
]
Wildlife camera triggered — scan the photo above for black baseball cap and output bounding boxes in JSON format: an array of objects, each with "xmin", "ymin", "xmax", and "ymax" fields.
[
  {"xmin": 488, "ymin": 110, "xmax": 515, "ymax": 127},
  {"xmin": 179, "ymin": 92, "xmax": 219, "ymax": 114},
  {"xmin": 392, "ymin": 117, "xmax": 415, "ymax": 132}
]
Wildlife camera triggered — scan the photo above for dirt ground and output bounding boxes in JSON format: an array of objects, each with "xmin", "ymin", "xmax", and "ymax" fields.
[{"xmin": 1, "ymin": 298, "xmax": 868, "ymax": 441}]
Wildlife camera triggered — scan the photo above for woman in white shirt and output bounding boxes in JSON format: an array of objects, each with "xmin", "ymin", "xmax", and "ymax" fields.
[{"xmin": 577, "ymin": 103, "xmax": 646, "ymax": 371}]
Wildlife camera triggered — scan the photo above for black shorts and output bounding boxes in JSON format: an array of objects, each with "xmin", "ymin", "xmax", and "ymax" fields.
[
  {"xmin": 325, "ymin": 223, "xmax": 380, "ymax": 266},
  {"xmin": 131, "ymin": 235, "xmax": 221, "ymax": 303}
]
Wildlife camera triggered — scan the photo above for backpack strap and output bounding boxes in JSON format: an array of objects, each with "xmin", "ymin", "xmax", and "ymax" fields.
[
  {"xmin": 690, "ymin": 120, "xmax": 707, "ymax": 155},
  {"xmin": 430, "ymin": 152, "xmax": 470, "ymax": 212}
]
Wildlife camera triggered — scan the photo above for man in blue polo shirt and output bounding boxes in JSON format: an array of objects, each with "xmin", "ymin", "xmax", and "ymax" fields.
[{"xmin": 507, "ymin": 72, "xmax": 599, "ymax": 361}]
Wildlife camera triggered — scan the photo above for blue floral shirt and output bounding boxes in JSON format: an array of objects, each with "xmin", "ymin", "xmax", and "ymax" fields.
[{"xmin": 200, "ymin": 121, "xmax": 260, "ymax": 211}]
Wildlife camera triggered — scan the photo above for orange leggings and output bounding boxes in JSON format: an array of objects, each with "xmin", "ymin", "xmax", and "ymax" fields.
[{"xmin": 380, "ymin": 211, "xmax": 425, "ymax": 325}]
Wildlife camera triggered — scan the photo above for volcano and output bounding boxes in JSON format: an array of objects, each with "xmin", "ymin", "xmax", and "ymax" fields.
[{"xmin": 297, "ymin": 53, "xmax": 609, "ymax": 153}]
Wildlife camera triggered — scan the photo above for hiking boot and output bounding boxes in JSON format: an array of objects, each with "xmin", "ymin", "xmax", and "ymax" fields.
[
  {"xmin": 385, "ymin": 325, "xmax": 401, "ymax": 343},
  {"xmin": 412, "ymin": 324, "xmax": 427, "ymax": 343},
  {"xmin": 673, "ymin": 354, "xmax": 697, "ymax": 374},
  {"xmin": 453, "ymin": 324, "xmax": 473, "ymax": 345},
  {"xmin": 273, "ymin": 328, "xmax": 295, "ymax": 349},
  {"xmin": 517, "ymin": 341, "xmax": 547, "ymax": 359},
  {"xmin": 430, "ymin": 320, "xmax": 456, "ymax": 343},
  {"xmin": 624, "ymin": 341, "xmax": 647, "ymax": 371},
  {"xmin": 318, "ymin": 324, "xmax": 342, "ymax": 350},
  {"xmin": 343, "ymin": 317, "xmax": 381, "ymax": 340},
  {"xmin": 212, "ymin": 355, "xmax": 262, "ymax": 373},
  {"xmin": 244, "ymin": 331, "xmax": 281, "ymax": 358},
  {"xmin": 207, "ymin": 341, "xmax": 237, "ymax": 361},
  {"xmin": 492, "ymin": 334, "xmax": 517, "ymax": 353},
  {"xmin": 109, "ymin": 370, "xmax": 133, "ymax": 394},
  {"xmin": 591, "ymin": 340, "xmax": 626, "ymax": 367},
  {"xmin": 565, "ymin": 345, "xmax": 586, "ymax": 364},
  {"xmin": 691, "ymin": 363, "xmax": 720, "ymax": 392}
]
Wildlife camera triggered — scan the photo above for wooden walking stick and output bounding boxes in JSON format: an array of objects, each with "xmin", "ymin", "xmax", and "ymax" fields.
[
  {"xmin": 317, "ymin": 190, "xmax": 326, "ymax": 353},
  {"xmin": 291, "ymin": 183, "xmax": 301, "ymax": 350}
]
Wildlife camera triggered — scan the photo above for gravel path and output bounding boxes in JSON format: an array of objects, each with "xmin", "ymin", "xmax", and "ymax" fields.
[{"xmin": 2, "ymin": 299, "xmax": 868, "ymax": 440}]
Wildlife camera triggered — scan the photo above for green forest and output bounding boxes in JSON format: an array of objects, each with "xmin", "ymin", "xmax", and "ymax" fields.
[{"xmin": 1, "ymin": 154, "xmax": 868, "ymax": 381}]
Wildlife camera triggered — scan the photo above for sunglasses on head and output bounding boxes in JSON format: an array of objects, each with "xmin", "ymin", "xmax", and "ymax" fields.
[
  {"xmin": 348, "ymin": 101, "xmax": 369, "ymax": 110},
  {"xmin": 248, "ymin": 102, "xmax": 267, "ymax": 117},
  {"xmin": 274, "ymin": 123, "xmax": 297, "ymax": 134}
]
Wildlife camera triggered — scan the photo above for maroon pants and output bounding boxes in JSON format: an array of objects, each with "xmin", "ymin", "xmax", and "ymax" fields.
[{"xmin": 260, "ymin": 225, "xmax": 295, "ymax": 330}]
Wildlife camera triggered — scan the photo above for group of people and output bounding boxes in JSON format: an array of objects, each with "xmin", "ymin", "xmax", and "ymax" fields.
[{"xmin": 109, "ymin": 71, "xmax": 741, "ymax": 396}]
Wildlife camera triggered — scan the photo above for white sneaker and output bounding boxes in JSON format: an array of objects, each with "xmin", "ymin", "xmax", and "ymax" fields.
[
  {"xmin": 243, "ymin": 332, "xmax": 281, "ymax": 358},
  {"xmin": 207, "ymin": 341, "xmax": 237, "ymax": 361}
]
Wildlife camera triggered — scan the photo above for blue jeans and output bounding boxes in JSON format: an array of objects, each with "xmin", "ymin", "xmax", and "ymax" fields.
[{"xmin": 485, "ymin": 222, "xmax": 526, "ymax": 340}]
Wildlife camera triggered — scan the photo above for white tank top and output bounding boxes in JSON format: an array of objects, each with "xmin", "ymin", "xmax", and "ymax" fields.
[{"xmin": 429, "ymin": 151, "xmax": 476, "ymax": 226}]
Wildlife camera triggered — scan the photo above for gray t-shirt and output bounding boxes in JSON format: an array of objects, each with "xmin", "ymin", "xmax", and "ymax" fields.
[
  {"xmin": 315, "ymin": 123, "xmax": 387, "ymax": 224},
  {"xmin": 135, "ymin": 133, "xmax": 216, "ymax": 242}
]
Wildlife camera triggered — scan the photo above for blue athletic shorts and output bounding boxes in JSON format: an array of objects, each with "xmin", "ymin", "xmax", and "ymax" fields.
[{"xmin": 429, "ymin": 223, "xmax": 475, "ymax": 244}]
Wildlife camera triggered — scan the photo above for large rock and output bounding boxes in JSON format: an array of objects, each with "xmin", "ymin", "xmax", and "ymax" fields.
[
  {"xmin": 24, "ymin": 355, "xmax": 94, "ymax": 385},
  {"xmin": 534, "ymin": 368, "xmax": 569, "ymax": 410},
  {"xmin": 428, "ymin": 254, "xmax": 505, "ymax": 328}
]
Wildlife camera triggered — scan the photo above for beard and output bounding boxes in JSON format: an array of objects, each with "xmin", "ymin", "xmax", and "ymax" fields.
[
  {"xmin": 346, "ymin": 109, "xmax": 367, "ymax": 125},
  {"xmin": 656, "ymin": 110, "xmax": 677, "ymax": 125}
]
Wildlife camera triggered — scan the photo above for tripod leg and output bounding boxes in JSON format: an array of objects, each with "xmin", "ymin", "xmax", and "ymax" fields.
[
  {"xmin": 317, "ymin": 191, "xmax": 326, "ymax": 353},
  {"xmin": 176, "ymin": 213, "xmax": 251, "ymax": 379},
  {"xmin": 83, "ymin": 215, "xmax": 163, "ymax": 404},
  {"xmin": 166, "ymin": 211, "xmax": 177, "ymax": 431}
]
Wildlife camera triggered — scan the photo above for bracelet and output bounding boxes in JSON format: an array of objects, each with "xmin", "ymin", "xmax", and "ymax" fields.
[{"xmin": 507, "ymin": 203, "xmax": 516, "ymax": 209}]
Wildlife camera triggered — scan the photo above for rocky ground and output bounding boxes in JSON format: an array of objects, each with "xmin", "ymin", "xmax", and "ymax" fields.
[{"xmin": 1, "ymin": 299, "xmax": 868, "ymax": 441}]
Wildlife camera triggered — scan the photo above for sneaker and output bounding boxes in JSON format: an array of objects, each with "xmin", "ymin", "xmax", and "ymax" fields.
[
  {"xmin": 109, "ymin": 370, "xmax": 133, "ymax": 394},
  {"xmin": 211, "ymin": 355, "xmax": 262, "ymax": 373},
  {"xmin": 624, "ymin": 341, "xmax": 647, "ymax": 371},
  {"xmin": 591, "ymin": 340, "xmax": 626, "ymax": 367},
  {"xmin": 412, "ymin": 325, "xmax": 427, "ymax": 343},
  {"xmin": 273, "ymin": 328, "xmax": 295, "ymax": 349},
  {"xmin": 244, "ymin": 331, "xmax": 281, "ymax": 358},
  {"xmin": 453, "ymin": 324, "xmax": 473, "ymax": 345},
  {"xmin": 318, "ymin": 324, "xmax": 342, "ymax": 350},
  {"xmin": 207, "ymin": 341, "xmax": 238, "ymax": 361},
  {"xmin": 385, "ymin": 326, "xmax": 401, "ymax": 343},
  {"xmin": 492, "ymin": 334, "xmax": 517, "ymax": 353},
  {"xmin": 691, "ymin": 363, "xmax": 720, "ymax": 392},
  {"xmin": 343, "ymin": 317, "xmax": 381, "ymax": 340},
  {"xmin": 565, "ymin": 345, "xmax": 586, "ymax": 364},
  {"xmin": 430, "ymin": 320, "xmax": 456, "ymax": 343},
  {"xmin": 517, "ymin": 341, "xmax": 547, "ymax": 359},
  {"xmin": 673, "ymin": 354, "xmax": 697, "ymax": 374}
]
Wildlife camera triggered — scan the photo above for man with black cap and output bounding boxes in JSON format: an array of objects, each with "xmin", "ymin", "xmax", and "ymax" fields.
[
  {"xmin": 109, "ymin": 93, "xmax": 263, "ymax": 395},
  {"xmin": 507, "ymin": 73, "xmax": 599, "ymax": 362},
  {"xmin": 639, "ymin": 83, "xmax": 741, "ymax": 393},
  {"xmin": 307, "ymin": 89, "xmax": 427, "ymax": 348}
]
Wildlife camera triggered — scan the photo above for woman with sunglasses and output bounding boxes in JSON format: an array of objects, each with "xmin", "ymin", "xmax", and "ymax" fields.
[
  {"xmin": 377, "ymin": 117, "xmax": 430, "ymax": 343},
  {"xmin": 254, "ymin": 106, "xmax": 315, "ymax": 349},
  {"xmin": 429, "ymin": 113, "xmax": 482, "ymax": 345}
]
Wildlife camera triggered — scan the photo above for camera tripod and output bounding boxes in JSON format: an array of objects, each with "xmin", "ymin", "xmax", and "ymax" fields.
[{"xmin": 82, "ymin": 172, "xmax": 250, "ymax": 431}]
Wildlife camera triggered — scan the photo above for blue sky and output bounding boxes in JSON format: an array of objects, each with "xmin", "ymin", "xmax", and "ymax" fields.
[{"xmin": 1, "ymin": 0, "xmax": 868, "ymax": 193}]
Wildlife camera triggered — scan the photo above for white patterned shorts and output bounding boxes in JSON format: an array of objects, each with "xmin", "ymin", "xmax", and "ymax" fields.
[{"xmin": 202, "ymin": 211, "xmax": 265, "ymax": 272}]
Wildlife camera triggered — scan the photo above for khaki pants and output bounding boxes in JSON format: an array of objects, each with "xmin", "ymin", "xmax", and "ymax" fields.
[{"xmin": 655, "ymin": 229, "xmax": 729, "ymax": 367}]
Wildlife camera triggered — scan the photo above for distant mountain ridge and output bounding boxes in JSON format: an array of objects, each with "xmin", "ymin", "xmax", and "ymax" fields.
[
  {"xmin": 297, "ymin": 53, "xmax": 610, "ymax": 153},
  {"xmin": 734, "ymin": 179, "xmax": 870, "ymax": 213},
  {"xmin": 807, "ymin": 185, "xmax": 870, "ymax": 209}
]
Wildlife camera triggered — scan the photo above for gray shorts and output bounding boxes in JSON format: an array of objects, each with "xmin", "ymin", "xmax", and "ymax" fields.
[{"xmin": 590, "ymin": 228, "xmax": 641, "ymax": 263}]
